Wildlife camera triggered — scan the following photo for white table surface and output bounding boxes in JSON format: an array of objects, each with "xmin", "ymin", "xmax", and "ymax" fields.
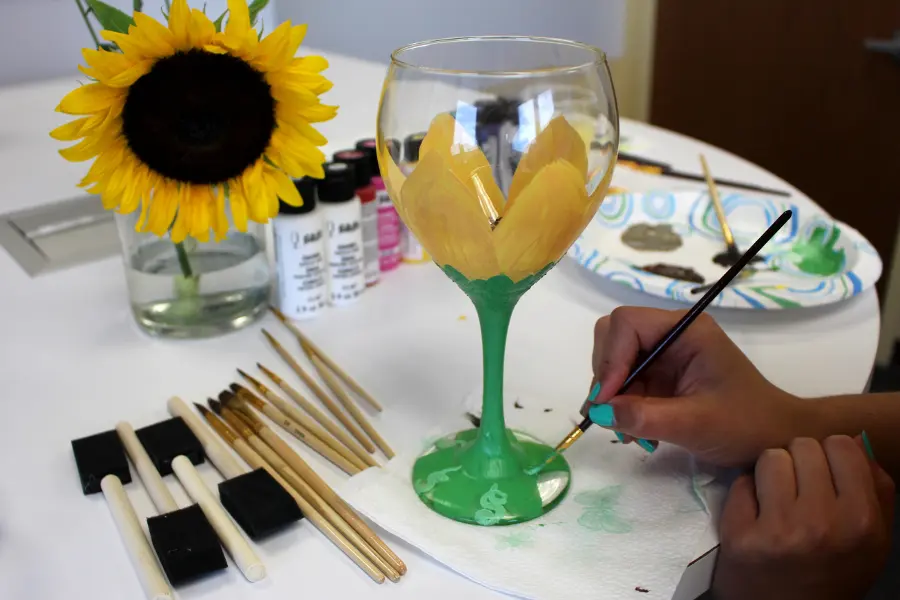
[{"xmin": 0, "ymin": 49, "xmax": 880, "ymax": 600}]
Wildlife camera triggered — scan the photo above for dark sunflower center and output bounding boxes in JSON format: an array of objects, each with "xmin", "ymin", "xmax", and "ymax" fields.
[{"xmin": 122, "ymin": 49, "xmax": 276, "ymax": 184}]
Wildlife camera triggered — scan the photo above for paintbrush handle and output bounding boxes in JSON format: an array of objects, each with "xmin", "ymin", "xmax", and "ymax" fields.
[
  {"xmin": 258, "ymin": 404, "xmax": 361, "ymax": 475},
  {"xmin": 263, "ymin": 390, "xmax": 370, "ymax": 471},
  {"xmin": 100, "ymin": 475, "xmax": 174, "ymax": 600},
  {"xmin": 309, "ymin": 353, "xmax": 395, "ymax": 459},
  {"xmin": 168, "ymin": 397, "xmax": 245, "ymax": 480},
  {"xmin": 171, "ymin": 456, "xmax": 266, "ymax": 583},
  {"xmin": 240, "ymin": 434, "xmax": 394, "ymax": 582},
  {"xmin": 274, "ymin": 379, "xmax": 378, "ymax": 468},
  {"xmin": 116, "ymin": 422, "xmax": 178, "ymax": 514},
  {"xmin": 297, "ymin": 337, "xmax": 384, "ymax": 412},
  {"xmin": 273, "ymin": 340, "xmax": 377, "ymax": 453},
  {"xmin": 257, "ymin": 426, "xmax": 406, "ymax": 575}
]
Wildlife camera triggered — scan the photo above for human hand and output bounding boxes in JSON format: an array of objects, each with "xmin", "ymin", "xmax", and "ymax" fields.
[
  {"xmin": 712, "ymin": 435, "xmax": 894, "ymax": 600},
  {"xmin": 586, "ymin": 306, "xmax": 805, "ymax": 467}
]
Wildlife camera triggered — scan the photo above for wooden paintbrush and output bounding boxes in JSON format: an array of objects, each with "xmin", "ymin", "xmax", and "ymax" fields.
[
  {"xmin": 256, "ymin": 363, "xmax": 378, "ymax": 468},
  {"xmin": 233, "ymin": 374, "xmax": 370, "ymax": 471},
  {"xmin": 201, "ymin": 402, "xmax": 396, "ymax": 583},
  {"xmin": 208, "ymin": 399, "xmax": 406, "ymax": 577},
  {"xmin": 262, "ymin": 328, "xmax": 376, "ymax": 453},
  {"xmin": 219, "ymin": 389, "xmax": 361, "ymax": 476},
  {"xmin": 270, "ymin": 305, "xmax": 384, "ymax": 412}
]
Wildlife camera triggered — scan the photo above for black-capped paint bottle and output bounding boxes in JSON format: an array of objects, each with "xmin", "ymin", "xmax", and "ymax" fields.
[
  {"xmin": 318, "ymin": 162, "xmax": 365, "ymax": 306},
  {"xmin": 401, "ymin": 133, "xmax": 429, "ymax": 264},
  {"xmin": 273, "ymin": 177, "xmax": 327, "ymax": 320},
  {"xmin": 333, "ymin": 149, "xmax": 379, "ymax": 287}
]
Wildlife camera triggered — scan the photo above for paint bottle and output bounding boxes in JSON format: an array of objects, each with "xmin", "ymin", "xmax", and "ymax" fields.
[
  {"xmin": 401, "ymin": 133, "xmax": 429, "ymax": 264},
  {"xmin": 356, "ymin": 138, "xmax": 402, "ymax": 273},
  {"xmin": 318, "ymin": 162, "xmax": 365, "ymax": 306},
  {"xmin": 333, "ymin": 149, "xmax": 379, "ymax": 286},
  {"xmin": 272, "ymin": 177, "xmax": 326, "ymax": 320}
]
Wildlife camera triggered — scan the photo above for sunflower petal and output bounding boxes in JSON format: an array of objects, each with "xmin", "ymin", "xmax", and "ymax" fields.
[
  {"xmin": 230, "ymin": 184, "xmax": 249, "ymax": 231},
  {"xmin": 494, "ymin": 160, "xmax": 588, "ymax": 282},
  {"xmin": 273, "ymin": 168, "xmax": 301, "ymax": 207},
  {"xmin": 170, "ymin": 205, "xmax": 190, "ymax": 243},
  {"xmin": 288, "ymin": 54, "xmax": 327, "ymax": 74},
  {"xmin": 400, "ymin": 150, "xmax": 499, "ymax": 280},
  {"xmin": 133, "ymin": 12, "xmax": 176, "ymax": 53},
  {"xmin": 506, "ymin": 115, "xmax": 589, "ymax": 209},
  {"xmin": 254, "ymin": 21, "xmax": 292, "ymax": 69},
  {"xmin": 188, "ymin": 9, "xmax": 216, "ymax": 47},
  {"xmin": 168, "ymin": 0, "xmax": 191, "ymax": 49},
  {"xmin": 104, "ymin": 59, "xmax": 153, "ymax": 87},
  {"xmin": 56, "ymin": 83, "xmax": 123, "ymax": 115},
  {"xmin": 213, "ymin": 185, "xmax": 228, "ymax": 241},
  {"xmin": 50, "ymin": 117, "xmax": 95, "ymax": 141}
]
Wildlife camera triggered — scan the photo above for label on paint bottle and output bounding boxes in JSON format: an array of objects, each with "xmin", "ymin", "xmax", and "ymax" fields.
[
  {"xmin": 273, "ymin": 214, "xmax": 327, "ymax": 320},
  {"xmin": 361, "ymin": 198, "xmax": 380, "ymax": 285},
  {"xmin": 323, "ymin": 198, "xmax": 365, "ymax": 305},
  {"xmin": 377, "ymin": 189, "xmax": 401, "ymax": 271}
]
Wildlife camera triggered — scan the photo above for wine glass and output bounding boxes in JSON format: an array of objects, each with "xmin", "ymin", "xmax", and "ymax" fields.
[{"xmin": 376, "ymin": 36, "xmax": 618, "ymax": 525}]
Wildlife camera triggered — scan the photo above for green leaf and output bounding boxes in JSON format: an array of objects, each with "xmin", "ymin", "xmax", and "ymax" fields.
[
  {"xmin": 213, "ymin": 9, "xmax": 228, "ymax": 32},
  {"xmin": 248, "ymin": 0, "xmax": 269, "ymax": 25},
  {"xmin": 85, "ymin": 0, "xmax": 135, "ymax": 34}
]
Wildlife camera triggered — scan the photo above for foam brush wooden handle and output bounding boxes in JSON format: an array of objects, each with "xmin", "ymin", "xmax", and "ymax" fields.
[
  {"xmin": 171, "ymin": 456, "xmax": 266, "ymax": 583},
  {"xmin": 167, "ymin": 396, "xmax": 245, "ymax": 480},
  {"xmin": 101, "ymin": 475, "xmax": 174, "ymax": 600},
  {"xmin": 116, "ymin": 421, "xmax": 178, "ymax": 514}
]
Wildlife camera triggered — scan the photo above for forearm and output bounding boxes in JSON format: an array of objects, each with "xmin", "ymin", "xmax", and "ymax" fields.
[{"xmin": 795, "ymin": 392, "xmax": 900, "ymax": 482}]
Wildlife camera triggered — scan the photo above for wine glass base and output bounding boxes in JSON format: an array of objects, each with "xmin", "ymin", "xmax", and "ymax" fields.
[{"xmin": 412, "ymin": 429, "xmax": 571, "ymax": 526}]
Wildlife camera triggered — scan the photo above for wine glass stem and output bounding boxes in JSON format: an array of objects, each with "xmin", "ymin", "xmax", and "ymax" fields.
[{"xmin": 474, "ymin": 298, "xmax": 516, "ymax": 457}]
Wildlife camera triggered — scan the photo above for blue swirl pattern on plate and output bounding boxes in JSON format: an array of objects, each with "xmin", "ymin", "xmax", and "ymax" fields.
[{"xmin": 567, "ymin": 191, "xmax": 882, "ymax": 310}]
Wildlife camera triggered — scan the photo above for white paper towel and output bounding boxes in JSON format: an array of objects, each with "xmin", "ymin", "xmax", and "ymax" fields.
[{"xmin": 341, "ymin": 390, "xmax": 714, "ymax": 599}]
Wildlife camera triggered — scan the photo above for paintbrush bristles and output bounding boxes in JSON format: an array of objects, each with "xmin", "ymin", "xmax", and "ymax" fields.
[
  {"xmin": 257, "ymin": 363, "xmax": 283, "ymax": 384},
  {"xmin": 231, "ymin": 385, "xmax": 266, "ymax": 410},
  {"xmin": 237, "ymin": 369, "xmax": 269, "ymax": 394},
  {"xmin": 198, "ymin": 407, "xmax": 239, "ymax": 444},
  {"xmin": 208, "ymin": 398, "xmax": 223, "ymax": 414}
]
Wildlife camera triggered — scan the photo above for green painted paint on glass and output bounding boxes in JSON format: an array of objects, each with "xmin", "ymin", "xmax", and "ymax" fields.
[
  {"xmin": 791, "ymin": 225, "xmax": 846, "ymax": 276},
  {"xmin": 411, "ymin": 264, "xmax": 570, "ymax": 525}
]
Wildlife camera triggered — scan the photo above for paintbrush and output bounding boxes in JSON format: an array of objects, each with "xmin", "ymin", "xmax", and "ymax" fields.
[
  {"xmin": 551, "ymin": 209, "xmax": 793, "ymax": 458},
  {"xmin": 262, "ymin": 328, "xmax": 377, "ymax": 453},
  {"xmin": 256, "ymin": 363, "xmax": 378, "ymax": 468},
  {"xmin": 207, "ymin": 399, "xmax": 406, "ymax": 577},
  {"xmin": 219, "ymin": 389, "xmax": 361, "ymax": 476},
  {"xmin": 233, "ymin": 374, "xmax": 370, "ymax": 471},
  {"xmin": 270, "ymin": 305, "xmax": 384, "ymax": 412},
  {"xmin": 202, "ymin": 401, "xmax": 397, "ymax": 583}
]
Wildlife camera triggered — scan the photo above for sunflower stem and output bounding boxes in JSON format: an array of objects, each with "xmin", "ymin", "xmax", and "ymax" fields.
[
  {"xmin": 75, "ymin": 0, "xmax": 102, "ymax": 50},
  {"xmin": 173, "ymin": 241, "xmax": 195, "ymax": 280}
]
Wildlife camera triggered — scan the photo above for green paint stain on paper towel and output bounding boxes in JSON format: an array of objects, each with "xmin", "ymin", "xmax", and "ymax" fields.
[{"xmin": 574, "ymin": 486, "xmax": 633, "ymax": 533}]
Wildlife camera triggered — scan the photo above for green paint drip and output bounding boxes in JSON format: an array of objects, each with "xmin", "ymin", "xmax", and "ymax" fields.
[
  {"xmin": 411, "ymin": 264, "xmax": 570, "ymax": 526},
  {"xmin": 791, "ymin": 225, "xmax": 846, "ymax": 276}
]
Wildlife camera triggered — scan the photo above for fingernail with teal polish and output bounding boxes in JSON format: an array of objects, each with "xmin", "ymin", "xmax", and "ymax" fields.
[
  {"xmin": 637, "ymin": 438, "xmax": 657, "ymax": 454},
  {"xmin": 589, "ymin": 403, "xmax": 615, "ymax": 427},
  {"xmin": 862, "ymin": 430, "xmax": 875, "ymax": 461},
  {"xmin": 586, "ymin": 381, "xmax": 601, "ymax": 403},
  {"xmin": 615, "ymin": 432, "xmax": 626, "ymax": 442}
]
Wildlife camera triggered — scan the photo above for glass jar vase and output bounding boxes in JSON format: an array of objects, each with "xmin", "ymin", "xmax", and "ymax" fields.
[{"xmin": 115, "ymin": 211, "xmax": 271, "ymax": 338}]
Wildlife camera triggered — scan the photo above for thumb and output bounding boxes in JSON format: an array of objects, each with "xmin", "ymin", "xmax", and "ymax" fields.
[{"xmin": 594, "ymin": 394, "xmax": 700, "ymax": 444}]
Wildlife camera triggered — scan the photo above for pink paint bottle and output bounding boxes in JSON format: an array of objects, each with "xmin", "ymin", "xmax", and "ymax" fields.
[{"xmin": 357, "ymin": 138, "xmax": 402, "ymax": 272}]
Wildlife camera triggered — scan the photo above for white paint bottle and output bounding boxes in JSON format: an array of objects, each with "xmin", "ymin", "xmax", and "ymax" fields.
[
  {"xmin": 333, "ymin": 149, "xmax": 380, "ymax": 287},
  {"xmin": 273, "ymin": 177, "xmax": 326, "ymax": 320},
  {"xmin": 318, "ymin": 162, "xmax": 365, "ymax": 306}
]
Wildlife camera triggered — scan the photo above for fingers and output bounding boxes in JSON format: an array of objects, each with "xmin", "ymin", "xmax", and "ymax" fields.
[
  {"xmin": 852, "ymin": 435, "xmax": 895, "ymax": 524},
  {"xmin": 595, "ymin": 394, "xmax": 699, "ymax": 446},
  {"xmin": 823, "ymin": 435, "xmax": 880, "ymax": 514},
  {"xmin": 754, "ymin": 449, "xmax": 797, "ymax": 520},
  {"xmin": 719, "ymin": 474, "xmax": 758, "ymax": 540},
  {"xmin": 788, "ymin": 437, "xmax": 835, "ymax": 501}
]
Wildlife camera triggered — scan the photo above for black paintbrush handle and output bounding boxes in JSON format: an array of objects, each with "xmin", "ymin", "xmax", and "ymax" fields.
[
  {"xmin": 576, "ymin": 209, "xmax": 794, "ymax": 433},
  {"xmin": 660, "ymin": 170, "xmax": 792, "ymax": 197}
]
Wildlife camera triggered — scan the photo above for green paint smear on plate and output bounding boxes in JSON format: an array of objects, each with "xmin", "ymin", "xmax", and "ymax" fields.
[
  {"xmin": 411, "ymin": 264, "xmax": 570, "ymax": 526},
  {"xmin": 748, "ymin": 287, "xmax": 801, "ymax": 309},
  {"xmin": 791, "ymin": 225, "xmax": 846, "ymax": 276}
]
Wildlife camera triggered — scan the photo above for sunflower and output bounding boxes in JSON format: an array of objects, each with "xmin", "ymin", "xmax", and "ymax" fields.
[
  {"xmin": 379, "ymin": 113, "xmax": 611, "ymax": 283},
  {"xmin": 52, "ymin": 0, "xmax": 337, "ymax": 243}
]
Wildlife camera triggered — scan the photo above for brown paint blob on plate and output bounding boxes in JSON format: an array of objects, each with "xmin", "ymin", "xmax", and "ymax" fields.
[
  {"xmin": 621, "ymin": 223, "xmax": 683, "ymax": 252},
  {"xmin": 640, "ymin": 263, "xmax": 705, "ymax": 284}
]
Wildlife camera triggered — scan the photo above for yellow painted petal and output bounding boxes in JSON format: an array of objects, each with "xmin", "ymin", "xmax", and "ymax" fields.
[
  {"xmin": 400, "ymin": 150, "xmax": 499, "ymax": 280},
  {"xmin": 420, "ymin": 113, "xmax": 476, "ymax": 157},
  {"xmin": 494, "ymin": 160, "xmax": 588, "ymax": 282},
  {"xmin": 56, "ymin": 83, "xmax": 123, "ymax": 115},
  {"xmin": 168, "ymin": 0, "xmax": 191, "ymax": 49},
  {"xmin": 506, "ymin": 115, "xmax": 589, "ymax": 210},
  {"xmin": 378, "ymin": 138, "xmax": 407, "ymax": 221}
]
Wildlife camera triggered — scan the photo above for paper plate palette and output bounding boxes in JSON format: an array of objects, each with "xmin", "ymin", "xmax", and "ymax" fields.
[{"xmin": 568, "ymin": 191, "xmax": 882, "ymax": 309}]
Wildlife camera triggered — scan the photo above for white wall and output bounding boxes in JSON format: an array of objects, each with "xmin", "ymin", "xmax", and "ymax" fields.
[
  {"xmin": 260, "ymin": 0, "xmax": 625, "ymax": 65},
  {"xmin": 0, "ymin": 0, "xmax": 278, "ymax": 87}
]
